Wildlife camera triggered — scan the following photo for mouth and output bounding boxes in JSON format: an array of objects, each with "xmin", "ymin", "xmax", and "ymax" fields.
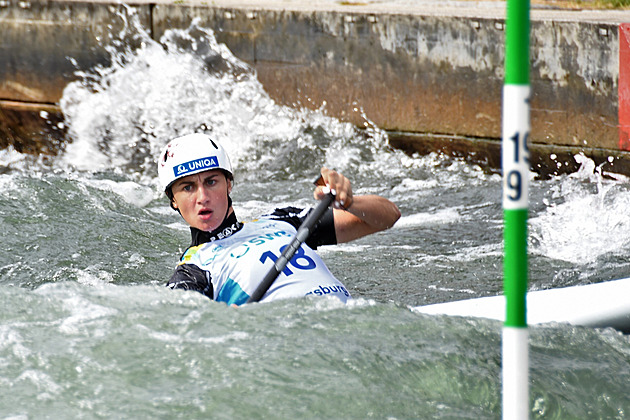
[{"xmin": 198, "ymin": 209, "xmax": 213, "ymax": 220}]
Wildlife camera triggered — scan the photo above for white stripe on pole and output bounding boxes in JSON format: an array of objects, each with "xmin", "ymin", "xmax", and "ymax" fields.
[
  {"xmin": 502, "ymin": 84, "xmax": 530, "ymax": 211},
  {"xmin": 502, "ymin": 327, "xmax": 529, "ymax": 420}
]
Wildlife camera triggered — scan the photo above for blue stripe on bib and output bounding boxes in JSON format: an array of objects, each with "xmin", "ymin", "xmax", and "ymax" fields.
[{"xmin": 217, "ymin": 278, "xmax": 250, "ymax": 306}]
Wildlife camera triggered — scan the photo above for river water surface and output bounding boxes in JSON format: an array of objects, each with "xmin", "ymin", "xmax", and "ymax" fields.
[{"xmin": 1, "ymin": 17, "xmax": 630, "ymax": 419}]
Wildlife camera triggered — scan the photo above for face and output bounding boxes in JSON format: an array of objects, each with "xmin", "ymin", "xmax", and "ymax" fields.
[{"xmin": 171, "ymin": 170, "xmax": 232, "ymax": 232}]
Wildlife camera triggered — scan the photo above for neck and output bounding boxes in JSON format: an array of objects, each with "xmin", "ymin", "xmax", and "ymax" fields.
[{"xmin": 190, "ymin": 209, "xmax": 243, "ymax": 246}]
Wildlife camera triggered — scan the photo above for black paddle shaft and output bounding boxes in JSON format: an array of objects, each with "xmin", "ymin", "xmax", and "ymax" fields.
[{"xmin": 246, "ymin": 190, "xmax": 335, "ymax": 303}]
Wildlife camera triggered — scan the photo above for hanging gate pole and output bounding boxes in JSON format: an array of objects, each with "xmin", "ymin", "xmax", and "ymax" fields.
[{"xmin": 502, "ymin": 0, "xmax": 531, "ymax": 418}]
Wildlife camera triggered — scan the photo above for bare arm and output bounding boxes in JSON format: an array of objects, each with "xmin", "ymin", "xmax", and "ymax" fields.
[{"xmin": 313, "ymin": 167, "xmax": 401, "ymax": 243}]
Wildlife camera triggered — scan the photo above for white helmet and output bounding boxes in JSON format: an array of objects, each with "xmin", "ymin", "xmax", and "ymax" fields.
[{"xmin": 157, "ymin": 133, "xmax": 233, "ymax": 192}]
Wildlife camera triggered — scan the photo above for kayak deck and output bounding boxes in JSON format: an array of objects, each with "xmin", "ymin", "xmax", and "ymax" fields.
[{"xmin": 414, "ymin": 277, "xmax": 630, "ymax": 333}]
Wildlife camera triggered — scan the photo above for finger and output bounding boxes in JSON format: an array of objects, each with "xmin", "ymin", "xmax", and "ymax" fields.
[
  {"xmin": 313, "ymin": 185, "xmax": 326, "ymax": 200},
  {"xmin": 321, "ymin": 167, "xmax": 341, "ymax": 187},
  {"xmin": 331, "ymin": 177, "xmax": 352, "ymax": 209},
  {"xmin": 318, "ymin": 168, "xmax": 353, "ymax": 208},
  {"xmin": 337, "ymin": 192, "xmax": 352, "ymax": 210},
  {"xmin": 314, "ymin": 184, "xmax": 334, "ymax": 201}
]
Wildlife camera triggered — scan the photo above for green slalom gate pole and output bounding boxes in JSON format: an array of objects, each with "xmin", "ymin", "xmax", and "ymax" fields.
[{"xmin": 502, "ymin": 0, "xmax": 530, "ymax": 419}]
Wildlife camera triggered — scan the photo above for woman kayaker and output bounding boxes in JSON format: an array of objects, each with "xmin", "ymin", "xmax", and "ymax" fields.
[{"xmin": 158, "ymin": 133, "xmax": 400, "ymax": 305}]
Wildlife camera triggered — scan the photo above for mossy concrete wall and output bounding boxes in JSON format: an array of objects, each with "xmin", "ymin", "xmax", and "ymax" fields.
[{"xmin": 1, "ymin": 0, "xmax": 629, "ymax": 175}]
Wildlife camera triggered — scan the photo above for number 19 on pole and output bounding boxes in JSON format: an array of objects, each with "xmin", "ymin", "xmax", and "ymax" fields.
[{"xmin": 502, "ymin": 85, "xmax": 530, "ymax": 210}]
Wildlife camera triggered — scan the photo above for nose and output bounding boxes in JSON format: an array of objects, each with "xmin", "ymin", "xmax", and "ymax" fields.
[{"xmin": 196, "ymin": 183, "xmax": 211, "ymax": 204}]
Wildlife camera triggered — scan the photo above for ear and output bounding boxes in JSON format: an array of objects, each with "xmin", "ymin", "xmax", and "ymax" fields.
[
  {"xmin": 227, "ymin": 179, "xmax": 233, "ymax": 195},
  {"xmin": 171, "ymin": 196, "xmax": 179, "ymax": 211}
]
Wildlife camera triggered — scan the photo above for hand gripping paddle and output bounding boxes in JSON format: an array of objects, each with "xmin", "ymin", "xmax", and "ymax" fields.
[{"xmin": 246, "ymin": 177, "xmax": 335, "ymax": 304}]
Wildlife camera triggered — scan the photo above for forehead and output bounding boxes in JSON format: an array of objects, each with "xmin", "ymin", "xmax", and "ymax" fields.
[{"xmin": 172, "ymin": 169, "xmax": 224, "ymax": 186}]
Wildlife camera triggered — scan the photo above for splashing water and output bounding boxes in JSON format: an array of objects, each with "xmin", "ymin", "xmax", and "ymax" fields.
[
  {"xmin": 3, "ymin": 6, "xmax": 630, "ymax": 295},
  {"xmin": 2, "ymin": 9, "xmax": 630, "ymax": 418},
  {"xmin": 57, "ymin": 14, "xmax": 394, "ymax": 188},
  {"xmin": 530, "ymin": 154, "xmax": 630, "ymax": 268},
  {"xmin": 60, "ymin": 18, "xmax": 272, "ymax": 175}
]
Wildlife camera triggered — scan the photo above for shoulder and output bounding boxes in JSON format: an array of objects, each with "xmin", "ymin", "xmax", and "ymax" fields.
[
  {"xmin": 261, "ymin": 206, "xmax": 309, "ymax": 230},
  {"xmin": 180, "ymin": 244, "xmax": 204, "ymax": 263},
  {"xmin": 262, "ymin": 206, "xmax": 336, "ymax": 249},
  {"xmin": 167, "ymin": 263, "xmax": 213, "ymax": 299}
]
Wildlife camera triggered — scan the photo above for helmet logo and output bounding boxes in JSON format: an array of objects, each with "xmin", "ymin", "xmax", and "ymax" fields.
[{"xmin": 174, "ymin": 156, "xmax": 220, "ymax": 177}]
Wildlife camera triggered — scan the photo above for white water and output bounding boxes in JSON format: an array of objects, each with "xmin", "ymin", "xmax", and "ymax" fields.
[{"xmin": 1, "ymin": 10, "xmax": 630, "ymax": 419}]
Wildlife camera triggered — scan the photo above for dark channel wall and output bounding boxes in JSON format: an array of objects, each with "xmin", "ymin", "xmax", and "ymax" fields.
[{"xmin": 1, "ymin": 0, "xmax": 629, "ymax": 176}]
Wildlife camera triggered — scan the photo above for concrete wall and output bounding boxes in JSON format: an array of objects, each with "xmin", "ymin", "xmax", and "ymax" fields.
[
  {"xmin": 0, "ymin": 1, "xmax": 150, "ymax": 153},
  {"xmin": 1, "ymin": 0, "xmax": 629, "ymax": 175}
]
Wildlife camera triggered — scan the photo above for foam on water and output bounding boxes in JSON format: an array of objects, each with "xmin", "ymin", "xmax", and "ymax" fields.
[
  {"xmin": 3, "ymin": 9, "xmax": 630, "ymax": 417},
  {"xmin": 55, "ymin": 13, "xmax": 388, "ymax": 189},
  {"xmin": 0, "ymin": 146, "xmax": 32, "ymax": 169},
  {"xmin": 2, "ymin": 9, "xmax": 630, "ymax": 295},
  {"xmin": 82, "ymin": 179, "xmax": 155, "ymax": 207},
  {"xmin": 394, "ymin": 208, "xmax": 462, "ymax": 227},
  {"xmin": 59, "ymin": 18, "xmax": 258, "ymax": 175},
  {"xmin": 530, "ymin": 154, "xmax": 630, "ymax": 266}
]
